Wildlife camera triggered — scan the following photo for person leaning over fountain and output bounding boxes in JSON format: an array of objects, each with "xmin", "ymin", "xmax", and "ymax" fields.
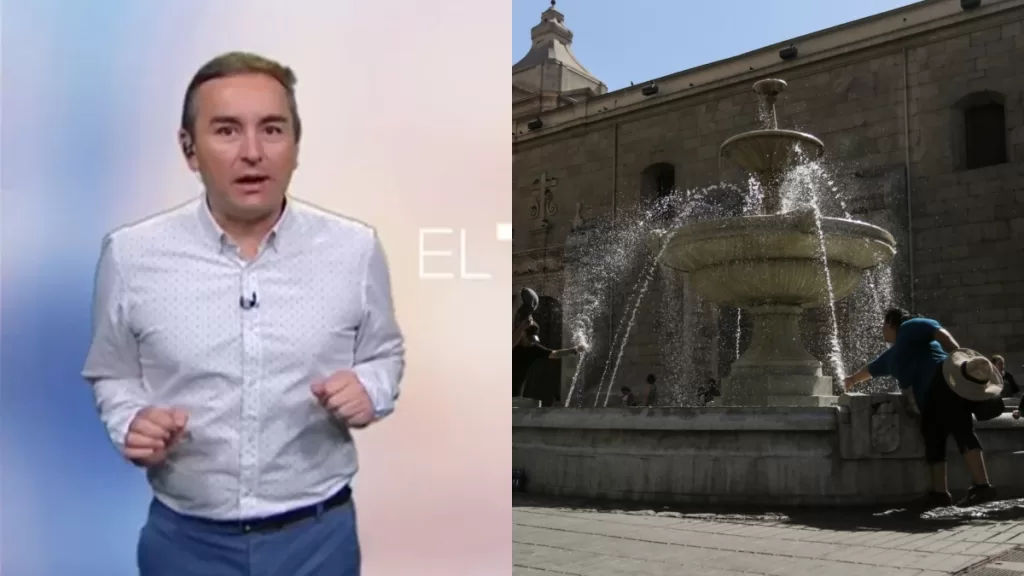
[
  {"xmin": 843, "ymin": 308, "xmax": 1003, "ymax": 508},
  {"xmin": 513, "ymin": 321, "xmax": 585, "ymax": 406}
]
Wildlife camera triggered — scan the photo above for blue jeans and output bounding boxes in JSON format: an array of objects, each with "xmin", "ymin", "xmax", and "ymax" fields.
[{"xmin": 138, "ymin": 496, "xmax": 361, "ymax": 576}]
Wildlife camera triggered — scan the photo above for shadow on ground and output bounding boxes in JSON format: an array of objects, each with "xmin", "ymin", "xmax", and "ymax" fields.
[{"xmin": 514, "ymin": 492, "xmax": 1024, "ymax": 534}]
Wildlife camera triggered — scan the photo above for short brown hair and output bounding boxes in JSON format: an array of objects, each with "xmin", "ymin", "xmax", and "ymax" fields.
[
  {"xmin": 180, "ymin": 51, "xmax": 302, "ymax": 141},
  {"xmin": 992, "ymin": 354, "xmax": 1005, "ymax": 364}
]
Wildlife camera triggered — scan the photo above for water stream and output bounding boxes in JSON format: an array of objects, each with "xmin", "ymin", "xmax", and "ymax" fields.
[
  {"xmin": 600, "ymin": 245, "xmax": 669, "ymax": 407},
  {"xmin": 809, "ymin": 201, "xmax": 847, "ymax": 383}
]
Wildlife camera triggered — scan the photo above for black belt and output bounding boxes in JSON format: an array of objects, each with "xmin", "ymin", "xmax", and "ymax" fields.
[{"xmin": 201, "ymin": 485, "xmax": 352, "ymax": 534}]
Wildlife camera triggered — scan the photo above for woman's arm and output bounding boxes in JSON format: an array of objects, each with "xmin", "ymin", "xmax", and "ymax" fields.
[
  {"xmin": 512, "ymin": 316, "xmax": 533, "ymax": 349},
  {"xmin": 933, "ymin": 328, "xmax": 960, "ymax": 353},
  {"xmin": 844, "ymin": 347, "xmax": 894, "ymax": 392},
  {"xmin": 843, "ymin": 366, "xmax": 873, "ymax": 392}
]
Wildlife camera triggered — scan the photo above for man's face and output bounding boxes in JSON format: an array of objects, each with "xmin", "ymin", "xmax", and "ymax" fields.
[
  {"xmin": 184, "ymin": 73, "xmax": 298, "ymax": 223},
  {"xmin": 994, "ymin": 358, "xmax": 1005, "ymax": 373}
]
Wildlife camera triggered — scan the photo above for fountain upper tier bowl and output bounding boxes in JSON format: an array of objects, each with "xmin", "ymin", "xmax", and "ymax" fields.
[
  {"xmin": 720, "ymin": 129, "xmax": 824, "ymax": 177},
  {"xmin": 652, "ymin": 208, "xmax": 896, "ymax": 309}
]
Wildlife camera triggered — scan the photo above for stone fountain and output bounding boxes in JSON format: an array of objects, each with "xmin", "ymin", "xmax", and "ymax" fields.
[
  {"xmin": 652, "ymin": 78, "xmax": 896, "ymax": 407},
  {"xmin": 512, "ymin": 78, "xmax": 1023, "ymax": 508}
]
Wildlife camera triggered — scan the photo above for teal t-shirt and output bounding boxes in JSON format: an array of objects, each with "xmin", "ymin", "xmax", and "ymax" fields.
[{"xmin": 867, "ymin": 317, "xmax": 947, "ymax": 409}]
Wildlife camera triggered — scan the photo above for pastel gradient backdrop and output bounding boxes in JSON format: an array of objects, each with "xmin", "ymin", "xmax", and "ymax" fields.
[{"xmin": 1, "ymin": 1, "xmax": 510, "ymax": 574}]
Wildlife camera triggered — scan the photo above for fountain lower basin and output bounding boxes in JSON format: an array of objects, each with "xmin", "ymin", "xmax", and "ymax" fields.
[
  {"xmin": 512, "ymin": 395, "xmax": 1024, "ymax": 507},
  {"xmin": 655, "ymin": 208, "xmax": 896, "ymax": 308}
]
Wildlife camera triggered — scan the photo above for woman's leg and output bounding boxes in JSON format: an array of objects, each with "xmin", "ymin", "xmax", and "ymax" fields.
[
  {"xmin": 919, "ymin": 402, "xmax": 951, "ymax": 495},
  {"xmin": 929, "ymin": 372, "xmax": 995, "ymax": 505},
  {"xmin": 931, "ymin": 375, "xmax": 988, "ymax": 484}
]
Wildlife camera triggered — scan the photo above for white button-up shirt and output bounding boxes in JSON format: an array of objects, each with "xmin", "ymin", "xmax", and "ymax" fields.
[{"xmin": 81, "ymin": 196, "xmax": 405, "ymax": 520}]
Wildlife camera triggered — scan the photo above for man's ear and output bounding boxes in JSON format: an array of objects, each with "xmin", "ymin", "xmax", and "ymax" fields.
[{"xmin": 178, "ymin": 129, "xmax": 199, "ymax": 171}]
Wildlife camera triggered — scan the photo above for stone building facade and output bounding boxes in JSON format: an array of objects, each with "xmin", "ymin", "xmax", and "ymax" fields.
[{"xmin": 512, "ymin": 0, "xmax": 1024, "ymax": 405}]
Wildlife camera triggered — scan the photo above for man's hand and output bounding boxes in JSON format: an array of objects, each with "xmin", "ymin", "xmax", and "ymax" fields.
[
  {"xmin": 843, "ymin": 376, "xmax": 857, "ymax": 393},
  {"xmin": 312, "ymin": 371, "xmax": 375, "ymax": 428},
  {"xmin": 1013, "ymin": 410, "xmax": 1020, "ymax": 420},
  {"xmin": 575, "ymin": 344, "xmax": 588, "ymax": 354},
  {"xmin": 123, "ymin": 406, "xmax": 188, "ymax": 467}
]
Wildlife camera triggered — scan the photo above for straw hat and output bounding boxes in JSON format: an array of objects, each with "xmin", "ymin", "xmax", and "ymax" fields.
[{"xmin": 941, "ymin": 349, "xmax": 1003, "ymax": 402}]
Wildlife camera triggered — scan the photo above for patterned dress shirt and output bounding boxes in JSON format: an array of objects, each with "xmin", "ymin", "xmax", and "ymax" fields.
[{"xmin": 81, "ymin": 196, "xmax": 405, "ymax": 520}]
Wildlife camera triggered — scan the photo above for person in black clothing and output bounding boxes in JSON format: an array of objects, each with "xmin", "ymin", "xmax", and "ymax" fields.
[
  {"xmin": 992, "ymin": 355, "xmax": 1020, "ymax": 398},
  {"xmin": 641, "ymin": 373, "xmax": 658, "ymax": 406},
  {"xmin": 512, "ymin": 320, "xmax": 583, "ymax": 406}
]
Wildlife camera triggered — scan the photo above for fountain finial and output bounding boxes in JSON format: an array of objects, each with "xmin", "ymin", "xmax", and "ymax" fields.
[
  {"xmin": 719, "ymin": 78, "xmax": 824, "ymax": 214},
  {"xmin": 752, "ymin": 78, "xmax": 787, "ymax": 129}
]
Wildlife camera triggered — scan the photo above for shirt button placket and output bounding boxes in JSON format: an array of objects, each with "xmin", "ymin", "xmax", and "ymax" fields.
[{"xmin": 239, "ymin": 267, "xmax": 262, "ymax": 516}]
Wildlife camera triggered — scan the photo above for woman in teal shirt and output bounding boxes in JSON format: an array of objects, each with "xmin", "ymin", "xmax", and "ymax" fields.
[{"xmin": 844, "ymin": 308, "xmax": 996, "ymax": 508}]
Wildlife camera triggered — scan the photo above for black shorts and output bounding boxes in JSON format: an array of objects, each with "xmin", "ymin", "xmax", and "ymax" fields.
[{"xmin": 919, "ymin": 367, "xmax": 983, "ymax": 463}]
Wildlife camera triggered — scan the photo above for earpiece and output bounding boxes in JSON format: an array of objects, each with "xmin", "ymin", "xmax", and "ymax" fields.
[{"xmin": 180, "ymin": 134, "xmax": 195, "ymax": 158}]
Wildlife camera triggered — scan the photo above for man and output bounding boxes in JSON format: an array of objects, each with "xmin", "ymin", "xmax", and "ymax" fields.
[
  {"xmin": 512, "ymin": 321, "xmax": 582, "ymax": 406},
  {"xmin": 81, "ymin": 52, "xmax": 404, "ymax": 576},
  {"xmin": 844, "ymin": 309, "xmax": 996, "ymax": 508},
  {"xmin": 992, "ymin": 355, "xmax": 1020, "ymax": 398}
]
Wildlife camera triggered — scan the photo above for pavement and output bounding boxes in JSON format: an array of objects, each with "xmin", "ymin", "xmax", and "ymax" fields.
[{"xmin": 513, "ymin": 494, "xmax": 1024, "ymax": 576}]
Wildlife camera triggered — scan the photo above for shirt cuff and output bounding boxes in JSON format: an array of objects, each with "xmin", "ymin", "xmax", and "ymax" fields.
[
  {"xmin": 91, "ymin": 379, "xmax": 148, "ymax": 450},
  {"xmin": 104, "ymin": 403, "xmax": 147, "ymax": 450},
  {"xmin": 353, "ymin": 365, "xmax": 396, "ymax": 420}
]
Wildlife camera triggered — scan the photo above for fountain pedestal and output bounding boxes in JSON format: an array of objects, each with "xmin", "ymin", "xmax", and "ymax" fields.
[{"xmin": 721, "ymin": 306, "xmax": 836, "ymax": 407}]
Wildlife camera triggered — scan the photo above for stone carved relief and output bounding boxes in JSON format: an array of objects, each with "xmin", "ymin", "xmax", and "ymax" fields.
[
  {"xmin": 869, "ymin": 401, "xmax": 901, "ymax": 453},
  {"xmin": 530, "ymin": 172, "xmax": 558, "ymax": 229}
]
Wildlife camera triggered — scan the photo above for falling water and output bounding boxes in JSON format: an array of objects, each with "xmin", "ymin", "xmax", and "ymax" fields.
[
  {"xmin": 561, "ymin": 203, "xmax": 663, "ymax": 407},
  {"xmin": 846, "ymin": 264, "xmax": 898, "ymax": 393},
  {"xmin": 564, "ymin": 334, "xmax": 590, "ymax": 407},
  {"xmin": 600, "ymin": 249, "xmax": 667, "ymax": 407},
  {"xmin": 809, "ymin": 202, "xmax": 847, "ymax": 382},
  {"xmin": 656, "ymin": 267, "xmax": 691, "ymax": 405},
  {"xmin": 781, "ymin": 159, "xmax": 847, "ymax": 382}
]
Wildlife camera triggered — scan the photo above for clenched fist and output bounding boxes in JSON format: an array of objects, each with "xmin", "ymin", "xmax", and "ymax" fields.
[
  {"xmin": 311, "ymin": 371, "xmax": 374, "ymax": 428},
  {"xmin": 123, "ymin": 406, "xmax": 188, "ymax": 467}
]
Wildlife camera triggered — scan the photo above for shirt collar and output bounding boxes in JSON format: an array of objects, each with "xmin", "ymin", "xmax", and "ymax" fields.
[{"xmin": 196, "ymin": 194, "xmax": 294, "ymax": 253}]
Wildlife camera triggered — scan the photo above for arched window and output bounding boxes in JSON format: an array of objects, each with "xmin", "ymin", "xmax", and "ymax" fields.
[
  {"xmin": 955, "ymin": 91, "xmax": 1007, "ymax": 170},
  {"xmin": 641, "ymin": 163, "xmax": 676, "ymax": 198}
]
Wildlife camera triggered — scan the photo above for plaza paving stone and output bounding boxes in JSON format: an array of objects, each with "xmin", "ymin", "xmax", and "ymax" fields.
[{"xmin": 513, "ymin": 494, "xmax": 1024, "ymax": 575}]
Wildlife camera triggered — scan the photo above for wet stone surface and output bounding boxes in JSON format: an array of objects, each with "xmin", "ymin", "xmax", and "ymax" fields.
[{"xmin": 513, "ymin": 494, "xmax": 1024, "ymax": 575}]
